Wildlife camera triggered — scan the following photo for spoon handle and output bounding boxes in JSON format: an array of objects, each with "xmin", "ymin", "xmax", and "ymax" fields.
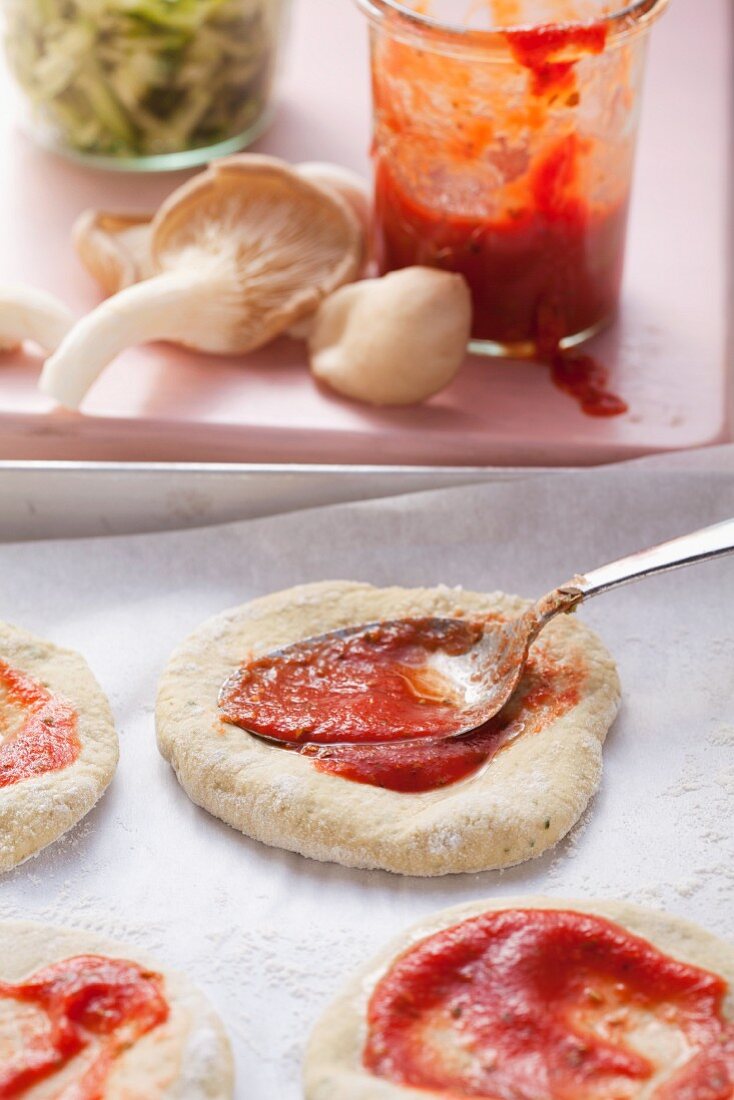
[{"xmin": 574, "ymin": 517, "xmax": 734, "ymax": 600}]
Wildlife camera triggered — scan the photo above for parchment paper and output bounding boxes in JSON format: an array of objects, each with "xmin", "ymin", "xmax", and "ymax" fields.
[{"xmin": 1, "ymin": 460, "xmax": 733, "ymax": 1098}]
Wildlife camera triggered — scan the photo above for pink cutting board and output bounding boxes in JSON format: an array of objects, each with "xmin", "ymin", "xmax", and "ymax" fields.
[{"xmin": 0, "ymin": 0, "xmax": 730, "ymax": 466}]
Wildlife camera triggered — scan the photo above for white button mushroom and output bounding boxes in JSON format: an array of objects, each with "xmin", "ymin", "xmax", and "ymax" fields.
[
  {"xmin": 308, "ymin": 267, "xmax": 472, "ymax": 406},
  {"xmin": 41, "ymin": 155, "xmax": 364, "ymax": 409},
  {"xmin": 0, "ymin": 286, "xmax": 74, "ymax": 354}
]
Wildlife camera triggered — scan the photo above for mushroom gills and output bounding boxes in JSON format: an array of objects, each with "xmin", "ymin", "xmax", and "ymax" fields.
[
  {"xmin": 72, "ymin": 163, "xmax": 370, "ymax": 309},
  {"xmin": 42, "ymin": 154, "xmax": 364, "ymax": 409}
]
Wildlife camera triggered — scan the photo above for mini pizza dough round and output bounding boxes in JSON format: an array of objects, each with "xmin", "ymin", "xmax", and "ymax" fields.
[
  {"xmin": 0, "ymin": 621, "xmax": 119, "ymax": 872},
  {"xmin": 304, "ymin": 896, "xmax": 734, "ymax": 1100},
  {"xmin": 0, "ymin": 920, "xmax": 233, "ymax": 1098},
  {"xmin": 157, "ymin": 581, "xmax": 620, "ymax": 876}
]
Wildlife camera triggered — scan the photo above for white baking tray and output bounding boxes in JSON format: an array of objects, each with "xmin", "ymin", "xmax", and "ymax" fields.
[{"xmin": 0, "ymin": 460, "xmax": 541, "ymax": 541}]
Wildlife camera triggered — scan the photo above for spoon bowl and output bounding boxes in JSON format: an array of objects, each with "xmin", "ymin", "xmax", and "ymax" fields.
[{"xmin": 220, "ymin": 593, "xmax": 582, "ymax": 747}]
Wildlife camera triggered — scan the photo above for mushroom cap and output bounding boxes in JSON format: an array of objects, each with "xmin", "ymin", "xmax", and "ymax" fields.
[
  {"xmin": 309, "ymin": 267, "xmax": 472, "ymax": 406},
  {"xmin": 74, "ymin": 210, "xmax": 155, "ymax": 295},
  {"xmin": 150, "ymin": 155, "xmax": 365, "ymax": 354},
  {"xmin": 297, "ymin": 162, "xmax": 372, "ymax": 246}
]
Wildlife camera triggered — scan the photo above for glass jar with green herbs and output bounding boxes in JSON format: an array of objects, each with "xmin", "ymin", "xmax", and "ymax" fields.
[{"xmin": 3, "ymin": 0, "xmax": 290, "ymax": 170}]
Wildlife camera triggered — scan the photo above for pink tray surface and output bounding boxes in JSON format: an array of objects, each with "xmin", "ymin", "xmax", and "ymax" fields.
[{"xmin": 0, "ymin": 0, "xmax": 730, "ymax": 466}]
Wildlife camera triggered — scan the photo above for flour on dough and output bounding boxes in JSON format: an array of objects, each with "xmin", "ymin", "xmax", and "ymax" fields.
[
  {"xmin": 156, "ymin": 581, "xmax": 620, "ymax": 876},
  {"xmin": 0, "ymin": 920, "xmax": 233, "ymax": 1098},
  {"xmin": 0, "ymin": 621, "xmax": 119, "ymax": 872}
]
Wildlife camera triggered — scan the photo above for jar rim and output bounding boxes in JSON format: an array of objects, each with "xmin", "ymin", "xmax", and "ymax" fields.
[{"xmin": 353, "ymin": 0, "xmax": 670, "ymax": 52}]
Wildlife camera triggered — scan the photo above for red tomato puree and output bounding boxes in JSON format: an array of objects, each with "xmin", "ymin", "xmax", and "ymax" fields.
[
  {"xmin": 220, "ymin": 619, "xmax": 484, "ymax": 745},
  {"xmin": 364, "ymin": 908, "xmax": 734, "ymax": 1099},
  {"xmin": 373, "ymin": 21, "xmax": 629, "ymax": 417},
  {"xmin": 0, "ymin": 660, "xmax": 81, "ymax": 788},
  {"xmin": 219, "ymin": 619, "xmax": 582, "ymax": 793},
  {"xmin": 0, "ymin": 955, "xmax": 169, "ymax": 1098}
]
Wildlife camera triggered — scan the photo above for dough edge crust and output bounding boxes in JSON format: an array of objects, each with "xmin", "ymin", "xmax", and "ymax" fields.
[
  {"xmin": 303, "ymin": 896, "xmax": 734, "ymax": 1100},
  {"xmin": 156, "ymin": 581, "xmax": 620, "ymax": 876},
  {"xmin": 0, "ymin": 621, "xmax": 120, "ymax": 872},
  {"xmin": 0, "ymin": 919, "xmax": 234, "ymax": 1099}
]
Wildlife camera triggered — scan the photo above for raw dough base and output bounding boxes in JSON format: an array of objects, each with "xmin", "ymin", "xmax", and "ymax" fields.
[
  {"xmin": 156, "ymin": 581, "xmax": 620, "ymax": 876},
  {"xmin": 0, "ymin": 621, "xmax": 119, "ymax": 872},
  {"xmin": 304, "ymin": 897, "xmax": 734, "ymax": 1100},
  {"xmin": 0, "ymin": 921, "xmax": 233, "ymax": 1099}
]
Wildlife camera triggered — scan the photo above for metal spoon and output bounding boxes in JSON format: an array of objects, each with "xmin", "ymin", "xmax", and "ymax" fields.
[
  {"xmin": 229, "ymin": 518, "xmax": 734, "ymax": 746},
  {"xmin": 419, "ymin": 516, "xmax": 734, "ymax": 739}
]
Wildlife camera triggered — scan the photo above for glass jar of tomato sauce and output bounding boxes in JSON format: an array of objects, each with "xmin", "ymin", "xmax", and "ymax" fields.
[{"xmin": 355, "ymin": 0, "xmax": 669, "ymax": 357}]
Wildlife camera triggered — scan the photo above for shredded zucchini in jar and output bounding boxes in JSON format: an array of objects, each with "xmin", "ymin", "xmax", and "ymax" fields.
[{"xmin": 3, "ymin": 0, "xmax": 285, "ymax": 158}]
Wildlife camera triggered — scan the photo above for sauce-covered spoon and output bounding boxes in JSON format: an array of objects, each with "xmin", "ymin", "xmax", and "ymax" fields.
[{"xmin": 221, "ymin": 518, "xmax": 734, "ymax": 747}]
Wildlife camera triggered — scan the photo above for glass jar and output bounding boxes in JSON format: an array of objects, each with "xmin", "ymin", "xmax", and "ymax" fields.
[
  {"xmin": 3, "ymin": 0, "xmax": 290, "ymax": 171},
  {"xmin": 355, "ymin": 0, "xmax": 669, "ymax": 357}
]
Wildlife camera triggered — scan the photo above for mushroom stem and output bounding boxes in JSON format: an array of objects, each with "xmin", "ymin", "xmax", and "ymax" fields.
[
  {"xmin": 40, "ymin": 266, "xmax": 231, "ymax": 409},
  {"xmin": 0, "ymin": 286, "xmax": 74, "ymax": 352}
]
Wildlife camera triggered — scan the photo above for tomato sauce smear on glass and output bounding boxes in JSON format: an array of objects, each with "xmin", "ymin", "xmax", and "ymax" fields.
[{"xmin": 364, "ymin": 908, "xmax": 734, "ymax": 1099}]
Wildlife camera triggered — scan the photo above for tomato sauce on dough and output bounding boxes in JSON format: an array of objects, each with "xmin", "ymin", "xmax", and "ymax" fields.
[
  {"xmin": 219, "ymin": 619, "xmax": 484, "ymax": 746},
  {"xmin": 0, "ymin": 660, "xmax": 81, "ymax": 788},
  {"xmin": 219, "ymin": 619, "xmax": 583, "ymax": 793},
  {"xmin": 0, "ymin": 955, "xmax": 169, "ymax": 1098},
  {"xmin": 364, "ymin": 908, "xmax": 734, "ymax": 1099}
]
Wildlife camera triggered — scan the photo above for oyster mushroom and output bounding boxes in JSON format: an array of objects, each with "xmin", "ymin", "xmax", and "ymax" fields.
[
  {"xmin": 73, "ymin": 162, "xmax": 370, "ymax": 301},
  {"xmin": 297, "ymin": 163, "xmax": 371, "ymax": 244},
  {"xmin": 73, "ymin": 210, "xmax": 155, "ymax": 295},
  {"xmin": 287, "ymin": 162, "xmax": 373, "ymax": 339},
  {"xmin": 0, "ymin": 286, "xmax": 74, "ymax": 354},
  {"xmin": 309, "ymin": 267, "xmax": 472, "ymax": 406},
  {"xmin": 41, "ymin": 155, "xmax": 364, "ymax": 410}
]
